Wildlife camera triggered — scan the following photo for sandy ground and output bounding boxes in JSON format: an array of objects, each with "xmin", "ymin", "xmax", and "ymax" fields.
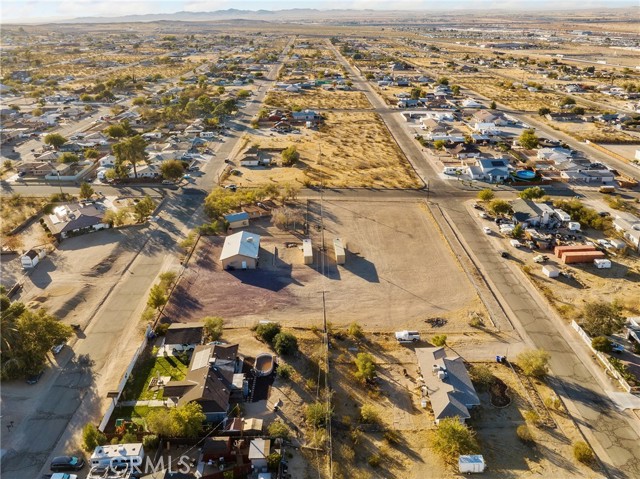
[
  {"xmin": 264, "ymin": 89, "xmax": 372, "ymax": 110},
  {"xmin": 14, "ymin": 227, "xmax": 145, "ymax": 325},
  {"xmin": 232, "ymin": 111, "xmax": 421, "ymax": 189},
  {"xmin": 599, "ymin": 143, "xmax": 640, "ymax": 161},
  {"xmin": 165, "ymin": 201, "xmax": 482, "ymax": 331}
]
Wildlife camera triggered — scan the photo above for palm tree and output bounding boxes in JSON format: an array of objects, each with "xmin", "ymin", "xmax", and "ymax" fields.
[{"xmin": 113, "ymin": 135, "xmax": 147, "ymax": 179}]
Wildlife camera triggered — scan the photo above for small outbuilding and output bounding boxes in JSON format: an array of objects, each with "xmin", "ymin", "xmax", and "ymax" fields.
[
  {"xmin": 224, "ymin": 211, "xmax": 250, "ymax": 229},
  {"xmin": 542, "ymin": 264, "xmax": 560, "ymax": 278},
  {"xmin": 302, "ymin": 239, "xmax": 313, "ymax": 265},
  {"xmin": 594, "ymin": 258, "xmax": 612, "ymax": 269},
  {"xmin": 220, "ymin": 231, "xmax": 261, "ymax": 270},
  {"xmin": 459, "ymin": 455, "xmax": 486, "ymax": 474},
  {"xmin": 334, "ymin": 238, "xmax": 346, "ymax": 265}
]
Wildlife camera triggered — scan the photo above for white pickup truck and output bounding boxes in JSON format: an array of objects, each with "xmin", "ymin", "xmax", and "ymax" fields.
[{"xmin": 395, "ymin": 330, "xmax": 421, "ymax": 343}]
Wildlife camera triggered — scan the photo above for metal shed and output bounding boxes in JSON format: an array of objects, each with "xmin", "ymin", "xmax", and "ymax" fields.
[
  {"xmin": 333, "ymin": 238, "xmax": 345, "ymax": 265},
  {"xmin": 302, "ymin": 238, "xmax": 313, "ymax": 265}
]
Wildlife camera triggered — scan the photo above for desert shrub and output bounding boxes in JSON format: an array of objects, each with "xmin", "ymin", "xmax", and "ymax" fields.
[
  {"xmin": 573, "ymin": 441, "xmax": 594, "ymax": 464},
  {"xmin": 523, "ymin": 410, "xmax": 542, "ymax": 427},
  {"xmin": 432, "ymin": 334, "xmax": 447, "ymax": 347},
  {"xmin": 273, "ymin": 332, "xmax": 298, "ymax": 355},
  {"xmin": 347, "ymin": 322, "xmax": 364, "ymax": 339},
  {"xmin": 431, "ymin": 417, "xmax": 479, "ymax": 463},
  {"xmin": 268, "ymin": 420, "xmax": 290, "ymax": 440},
  {"xmin": 82, "ymin": 423, "xmax": 107, "ymax": 452},
  {"xmin": 517, "ymin": 349, "xmax": 550, "ymax": 378},
  {"xmin": 203, "ymin": 316, "xmax": 224, "ymax": 341},
  {"xmin": 544, "ymin": 396, "xmax": 563, "ymax": 411},
  {"xmin": 305, "ymin": 402, "xmax": 331, "ymax": 428},
  {"xmin": 477, "ymin": 189, "xmax": 494, "ymax": 201},
  {"xmin": 359, "ymin": 404, "xmax": 380, "ymax": 424},
  {"xmin": 591, "ymin": 336, "xmax": 612, "ymax": 353},
  {"xmin": 516, "ymin": 424, "xmax": 534, "ymax": 443},
  {"xmin": 354, "ymin": 353, "xmax": 376, "ymax": 382},
  {"xmin": 469, "ymin": 365, "xmax": 495, "ymax": 391},
  {"xmin": 384, "ymin": 429, "xmax": 401, "ymax": 444},
  {"xmin": 368, "ymin": 453, "xmax": 382, "ymax": 467},
  {"xmin": 277, "ymin": 363, "xmax": 294, "ymax": 380},
  {"xmin": 255, "ymin": 322, "xmax": 281, "ymax": 344}
]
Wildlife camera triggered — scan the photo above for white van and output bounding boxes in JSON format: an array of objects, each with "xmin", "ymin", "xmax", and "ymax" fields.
[{"xmin": 395, "ymin": 331, "xmax": 420, "ymax": 342}]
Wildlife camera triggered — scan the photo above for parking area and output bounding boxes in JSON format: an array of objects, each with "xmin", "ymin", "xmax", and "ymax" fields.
[{"xmin": 165, "ymin": 200, "xmax": 483, "ymax": 330}]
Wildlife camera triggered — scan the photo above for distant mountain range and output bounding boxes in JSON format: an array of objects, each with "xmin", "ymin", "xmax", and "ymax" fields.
[{"xmin": 58, "ymin": 8, "xmax": 391, "ymax": 24}]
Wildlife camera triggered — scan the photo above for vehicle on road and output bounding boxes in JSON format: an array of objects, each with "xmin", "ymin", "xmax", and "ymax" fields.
[
  {"xmin": 51, "ymin": 343, "xmax": 65, "ymax": 355},
  {"xmin": 599, "ymin": 185, "xmax": 616, "ymax": 194},
  {"xmin": 224, "ymin": 184, "xmax": 237, "ymax": 191},
  {"xmin": 611, "ymin": 342, "xmax": 625, "ymax": 354},
  {"xmin": 500, "ymin": 251, "xmax": 509, "ymax": 258},
  {"xmin": 473, "ymin": 203, "xmax": 483, "ymax": 210},
  {"xmin": 161, "ymin": 180, "xmax": 174, "ymax": 185},
  {"xmin": 533, "ymin": 255, "xmax": 549, "ymax": 263},
  {"xmin": 478, "ymin": 212, "xmax": 488, "ymax": 219},
  {"xmin": 26, "ymin": 370, "xmax": 44, "ymax": 384},
  {"xmin": 395, "ymin": 330, "xmax": 420, "ymax": 343},
  {"xmin": 482, "ymin": 226, "xmax": 491, "ymax": 234},
  {"xmin": 50, "ymin": 455, "xmax": 85, "ymax": 472}
]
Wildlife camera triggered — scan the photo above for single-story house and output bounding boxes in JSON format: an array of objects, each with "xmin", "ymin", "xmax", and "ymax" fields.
[
  {"xmin": 511, "ymin": 199, "xmax": 554, "ymax": 226},
  {"xmin": 291, "ymin": 110, "xmax": 322, "ymax": 123},
  {"xmin": 163, "ymin": 343, "xmax": 244, "ymax": 422},
  {"xmin": 18, "ymin": 161, "xmax": 55, "ymax": 177},
  {"xmin": 613, "ymin": 213, "xmax": 640, "ymax": 251},
  {"xmin": 44, "ymin": 203, "xmax": 110, "ymax": 240},
  {"xmin": 202, "ymin": 436, "xmax": 233, "ymax": 463},
  {"xmin": 220, "ymin": 231, "xmax": 260, "ymax": 270},
  {"xmin": 468, "ymin": 158, "xmax": 510, "ymax": 182},
  {"xmin": 224, "ymin": 212, "xmax": 250, "ymax": 229},
  {"xmin": 415, "ymin": 347, "xmax": 480, "ymax": 424}
]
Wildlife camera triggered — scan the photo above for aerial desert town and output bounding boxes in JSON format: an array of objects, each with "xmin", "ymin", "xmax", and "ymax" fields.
[{"xmin": 0, "ymin": 2, "xmax": 639, "ymax": 479}]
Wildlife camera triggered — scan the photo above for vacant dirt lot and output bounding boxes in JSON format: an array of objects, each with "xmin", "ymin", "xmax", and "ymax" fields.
[
  {"xmin": 264, "ymin": 89, "xmax": 372, "ymax": 110},
  {"xmin": 233, "ymin": 111, "xmax": 421, "ymax": 188},
  {"xmin": 165, "ymin": 201, "xmax": 482, "ymax": 330}
]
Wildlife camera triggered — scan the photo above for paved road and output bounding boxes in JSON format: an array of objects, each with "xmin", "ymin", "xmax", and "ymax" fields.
[{"xmin": 330, "ymin": 40, "xmax": 640, "ymax": 479}]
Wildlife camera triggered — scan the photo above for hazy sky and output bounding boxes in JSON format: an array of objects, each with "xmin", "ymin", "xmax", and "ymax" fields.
[{"xmin": 1, "ymin": 0, "xmax": 636, "ymax": 21}]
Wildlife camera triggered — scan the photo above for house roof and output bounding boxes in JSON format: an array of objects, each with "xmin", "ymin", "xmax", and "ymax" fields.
[
  {"xmin": 220, "ymin": 231, "xmax": 261, "ymax": 261},
  {"xmin": 249, "ymin": 438, "xmax": 271, "ymax": 460},
  {"xmin": 164, "ymin": 323, "xmax": 204, "ymax": 345},
  {"xmin": 511, "ymin": 198, "xmax": 543, "ymax": 222},
  {"xmin": 23, "ymin": 249, "xmax": 39, "ymax": 259},
  {"xmin": 477, "ymin": 158, "xmax": 509, "ymax": 171},
  {"xmin": 416, "ymin": 347, "xmax": 479, "ymax": 421},
  {"xmin": 202, "ymin": 436, "xmax": 231, "ymax": 457},
  {"xmin": 224, "ymin": 212, "xmax": 250, "ymax": 223}
]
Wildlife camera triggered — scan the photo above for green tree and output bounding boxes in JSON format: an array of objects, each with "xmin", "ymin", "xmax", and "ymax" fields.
[
  {"xmin": 489, "ymin": 101, "xmax": 497, "ymax": 109},
  {"xmin": 561, "ymin": 96, "xmax": 576, "ymax": 106},
  {"xmin": 267, "ymin": 452, "xmax": 282, "ymax": 472},
  {"xmin": 571, "ymin": 106, "xmax": 585, "ymax": 115},
  {"xmin": 104, "ymin": 124, "xmax": 128, "ymax": 139},
  {"xmin": 273, "ymin": 332, "xmax": 298, "ymax": 355},
  {"xmin": 44, "ymin": 133, "xmax": 67, "ymax": 149},
  {"xmin": 133, "ymin": 195, "xmax": 155, "ymax": 221},
  {"xmin": 146, "ymin": 402, "xmax": 205, "ymax": 438},
  {"xmin": 538, "ymin": 107, "xmax": 551, "ymax": 116},
  {"xmin": 591, "ymin": 336, "xmax": 612, "ymax": 353},
  {"xmin": 437, "ymin": 77, "xmax": 449, "ymax": 85},
  {"xmin": 354, "ymin": 352, "xmax": 376, "ymax": 382},
  {"xmin": 59, "ymin": 152, "xmax": 79, "ymax": 164},
  {"xmin": 203, "ymin": 316, "xmax": 224, "ymax": 341},
  {"xmin": 255, "ymin": 322, "xmax": 281, "ymax": 344},
  {"xmin": 113, "ymin": 135, "xmax": 147, "ymax": 179},
  {"xmin": 237, "ymin": 89, "xmax": 251, "ymax": 99},
  {"xmin": 84, "ymin": 148, "xmax": 100, "ymax": 159},
  {"xmin": 451, "ymin": 85, "xmax": 460, "ymax": 95},
  {"xmin": 410, "ymin": 87, "xmax": 424, "ymax": 100},
  {"xmin": 145, "ymin": 409, "xmax": 174, "ymax": 436},
  {"xmin": 432, "ymin": 417, "xmax": 479, "ymax": 463},
  {"xmin": 268, "ymin": 420, "xmax": 290, "ymax": 439},
  {"xmin": 433, "ymin": 139, "xmax": 446, "ymax": 150},
  {"xmin": 517, "ymin": 349, "xmax": 551, "ymax": 378},
  {"xmin": 477, "ymin": 189, "xmax": 494, "ymax": 201},
  {"xmin": 82, "ymin": 423, "xmax": 107, "ymax": 452},
  {"xmin": 147, "ymin": 284, "xmax": 167, "ymax": 310},
  {"xmin": 281, "ymin": 146, "xmax": 300, "ymax": 166},
  {"xmin": 582, "ymin": 301, "xmax": 624, "ymax": 337},
  {"xmin": 511, "ymin": 223, "xmax": 524, "ymax": 239},
  {"xmin": 488, "ymin": 199, "xmax": 512, "ymax": 216},
  {"xmin": 519, "ymin": 186, "xmax": 545, "ymax": 200},
  {"xmin": 519, "ymin": 129, "xmax": 539, "ymax": 149},
  {"xmin": 160, "ymin": 159, "xmax": 184, "ymax": 181},
  {"xmin": 79, "ymin": 182, "xmax": 94, "ymax": 200}
]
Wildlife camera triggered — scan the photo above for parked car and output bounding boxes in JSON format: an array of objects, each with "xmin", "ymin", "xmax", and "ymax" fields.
[
  {"xmin": 611, "ymin": 342, "xmax": 625, "ymax": 354},
  {"xmin": 50, "ymin": 455, "xmax": 85, "ymax": 472},
  {"xmin": 473, "ymin": 203, "xmax": 483, "ymax": 210},
  {"xmin": 52, "ymin": 343, "xmax": 65, "ymax": 355},
  {"xmin": 500, "ymin": 251, "xmax": 509, "ymax": 258},
  {"xmin": 478, "ymin": 212, "xmax": 488, "ymax": 219},
  {"xmin": 482, "ymin": 227, "xmax": 491, "ymax": 234},
  {"xmin": 26, "ymin": 371, "xmax": 44, "ymax": 385},
  {"xmin": 161, "ymin": 180, "xmax": 174, "ymax": 185},
  {"xmin": 224, "ymin": 184, "xmax": 237, "ymax": 191},
  {"xmin": 51, "ymin": 474, "xmax": 78, "ymax": 479},
  {"xmin": 172, "ymin": 344, "xmax": 195, "ymax": 353}
]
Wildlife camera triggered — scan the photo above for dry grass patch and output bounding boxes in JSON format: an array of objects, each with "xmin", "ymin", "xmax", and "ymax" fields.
[
  {"xmin": 264, "ymin": 89, "xmax": 372, "ymax": 110},
  {"xmin": 0, "ymin": 195, "xmax": 49, "ymax": 236}
]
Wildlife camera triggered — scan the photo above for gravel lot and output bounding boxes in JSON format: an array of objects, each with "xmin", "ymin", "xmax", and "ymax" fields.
[{"xmin": 165, "ymin": 201, "xmax": 481, "ymax": 331}]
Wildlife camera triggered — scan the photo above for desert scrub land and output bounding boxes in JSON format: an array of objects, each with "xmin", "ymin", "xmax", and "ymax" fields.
[
  {"xmin": 237, "ymin": 111, "xmax": 421, "ymax": 188},
  {"xmin": 264, "ymin": 89, "xmax": 372, "ymax": 110},
  {"xmin": 0, "ymin": 195, "xmax": 49, "ymax": 236}
]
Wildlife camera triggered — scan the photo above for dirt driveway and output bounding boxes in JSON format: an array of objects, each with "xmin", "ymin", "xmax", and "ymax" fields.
[{"xmin": 165, "ymin": 201, "xmax": 482, "ymax": 331}]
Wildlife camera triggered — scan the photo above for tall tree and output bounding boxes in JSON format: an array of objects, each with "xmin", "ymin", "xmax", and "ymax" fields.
[
  {"xmin": 44, "ymin": 133, "xmax": 67, "ymax": 150},
  {"xmin": 113, "ymin": 135, "xmax": 147, "ymax": 179},
  {"xmin": 79, "ymin": 182, "xmax": 94, "ymax": 200}
]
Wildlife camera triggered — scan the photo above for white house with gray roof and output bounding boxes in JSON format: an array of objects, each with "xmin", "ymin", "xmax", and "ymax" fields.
[
  {"xmin": 416, "ymin": 347, "xmax": 480, "ymax": 424},
  {"xmin": 220, "ymin": 231, "xmax": 261, "ymax": 270}
]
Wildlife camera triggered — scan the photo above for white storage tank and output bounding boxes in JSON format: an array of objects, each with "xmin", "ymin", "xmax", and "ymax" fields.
[{"xmin": 459, "ymin": 454, "xmax": 486, "ymax": 473}]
